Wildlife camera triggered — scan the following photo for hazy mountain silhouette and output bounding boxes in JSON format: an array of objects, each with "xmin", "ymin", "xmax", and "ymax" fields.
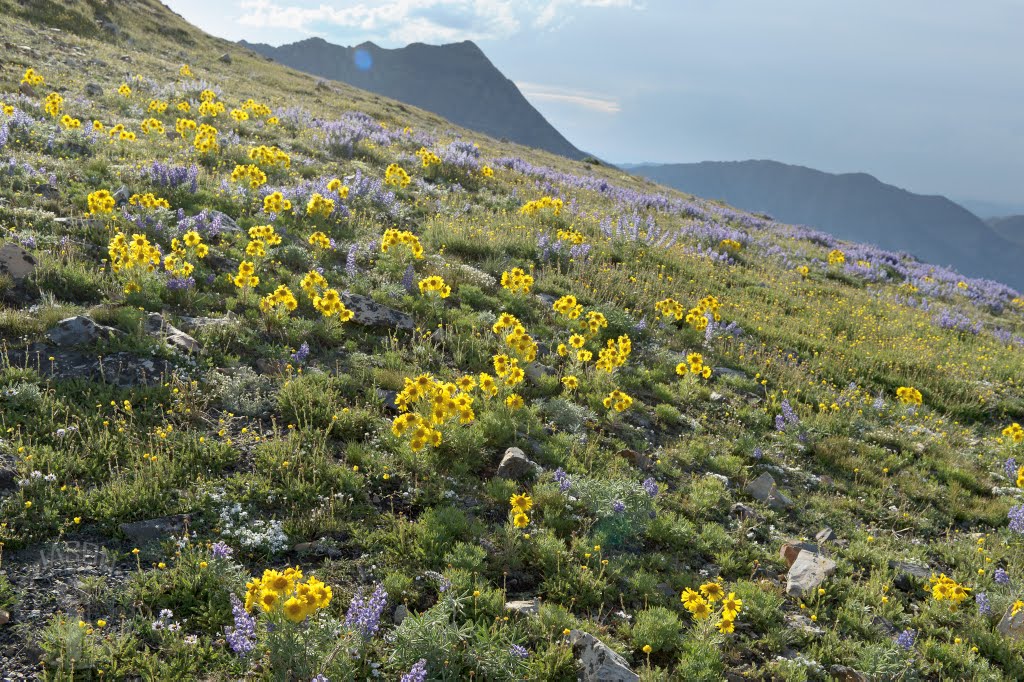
[
  {"xmin": 628, "ymin": 160, "xmax": 1024, "ymax": 289},
  {"xmin": 987, "ymin": 215, "xmax": 1024, "ymax": 247},
  {"xmin": 239, "ymin": 37, "xmax": 586, "ymax": 160}
]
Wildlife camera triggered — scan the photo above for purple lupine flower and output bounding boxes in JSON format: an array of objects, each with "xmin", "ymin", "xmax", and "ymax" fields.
[
  {"xmin": 896, "ymin": 629, "xmax": 916, "ymax": 650},
  {"xmin": 752, "ymin": 446, "xmax": 763, "ymax": 459},
  {"xmin": 424, "ymin": 570, "xmax": 451, "ymax": 593},
  {"xmin": 210, "ymin": 541, "xmax": 233, "ymax": 559},
  {"xmin": 611, "ymin": 500, "xmax": 626, "ymax": 514},
  {"xmin": 642, "ymin": 477, "xmax": 658, "ymax": 497},
  {"xmin": 400, "ymin": 659, "xmax": 428, "ymax": 682},
  {"xmin": 976, "ymin": 592, "xmax": 991, "ymax": 615},
  {"xmin": 345, "ymin": 243, "xmax": 359, "ymax": 277},
  {"xmin": 1009, "ymin": 505, "xmax": 1024, "ymax": 534},
  {"xmin": 402, "ymin": 264, "xmax": 417, "ymax": 295},
  {"xmin": 167, "ymin": 276, "xmax": 195, "ymax": 290},
  {"xmin": 291, "ymin": 342, "xmax": 310, "ymax": 365},
  {"xmin": 774, "ymin": 414, "xmax": 786, "ymax": 432},
  {"xmin": 553, "ymin": 468, "xmax": 571, "ymax": 493},
  {"xmin": 994, "ymin": 567, "xmax": 1010, "ymax": 585},
  {"xmin": 633, "ymin": 317, "xmax": 647, "ymax": 333},
  {"xmin": 781, "ymin": 400, "xmax": 799, "ymax": 426},
  {"xmin": 345, "ymin": 584, "xmax": 387, "ymax": 639},
  {"xmin": 1005, "ymin": 458, "xmax": 1019, "ymax": 484},
  {"xmin": 509, "ymin": 644, "xmax": 529, "ymax": 659},
  {"xmin": 225, "ymin": 595, "xmax": 256, "ymax": 656}
]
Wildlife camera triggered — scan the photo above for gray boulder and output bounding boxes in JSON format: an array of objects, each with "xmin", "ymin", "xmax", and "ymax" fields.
[
  {"xmin": 46, "ymin": 316, "xmax": 121, "ymax": 347},
  {"xmin": 786, "ymin": 550, "xmax": 837, "ymax": 598},
  {"xmin": 496, "ymin": 447, "xmax": 541, "ymax": 481},
  {"xmin": 84, "ymin": 83, "xmax": 103, "ymax": 97},
  {"xmin": 0, "ymin": 243, "xmax": 36, "ymax": 281},
  {"xmin": 744, "ymin": 472, "xmax": 793, "ymax": 510},
  {"xmin": 342, "ymin": 293, "xmax": 414, "ymax": 330},
  {"xmin": 569, "ymin": 630, "xmax": 639, "ymax": 682}
]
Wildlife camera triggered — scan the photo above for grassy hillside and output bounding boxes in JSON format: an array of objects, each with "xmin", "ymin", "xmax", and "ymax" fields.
[{"xmin": 1, "ymin": 2, "xmax": 1023, "ymax": 679}]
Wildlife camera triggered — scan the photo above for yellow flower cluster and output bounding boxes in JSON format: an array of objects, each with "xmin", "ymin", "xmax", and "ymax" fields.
[
  {"xmin": 308, "ymin": 231, "xmax": 332, "ymax": 250},
  {"xmin": 519, "ymin": 196, "xmax": 564, "ymax": 217},
  {"xmin": 1002, "ymin": 423, "xmax": 1024, "ymax": 444},
  {"xmin": 584, "ymin": 310, "xmax": 608, "ymax": 336},
  {"xmin": 418, "ymin": 275, "xmax": 452, "ymax": 298},
  {"xmin": 501, "ymin": 267, "xmax": 534, "ymax": 294},
  {"xmin": 685, "ymin": 295, "xmax": 722, "ymax": 331},
  {"xmin": 176, "ymin": 117, "xmax": 197, "ymax": 138},
  {"xmin": 249, "ymin": 145, "xmax": 291, "ymax": 169},
  {"xmin": 60, "ymin": 114, "xmax": 82, "ymax": 130},
  {"xmin": 796, "ymin": 265, "xmax": 810, "ymax": 278},
  {"xmin": 193, "ymin": 123, "xmax": 218, "ymax": 153},
  {"xmin": 240, "ymin": 98, "xmax": 273, "ymax": 118},
  {"xmin": 415, "ymin": 147, "xmax": 441, "ymax": 168},
  {"xmin": 244, "ymin": 567, "xmax": 332, "ymax": 623},
  {"xmin": 654, "ymin": 297, "xmax": 685, "ymax": 321},
  {"xmin": 108, "ymin": 232, "xmax": 160, "ymax": 274},
  {"xmin": 108, "ymin": 123, "xmax": 136, "ymax": 141},
  {"xmin": 380, "ymin": 228, "xmax": 424, "ymax": 259},
  {"xmin": 603, "ymin": 389, "xmax": 633, "ymax": 412},
  {"xmin": 179, "ymin": 64, "xmax": 193, "ymax": 77},
  {"xmin": 481, "ymin": 165, "xmax": 494, "ymax": 178},
  {"xmin": 930, "ymin": 574, "xmax": 970, "ymax": 604},
  {"xmin": 140, "ymin": 117, "xmax": 165, "ymax": 134},
  {"xmin": 199, "ymin": 100, "xmax": 225, "ymax": 117},
  {"xmin": 129, "ymin": 193, "xmax": 171, "ymax": 210},
  {"xmin": 896, "ymin": 386, "xmax": 923, "ymax": 406},
  {"xmin": 391, "ymin": 412, "xmax": 443, "ymax": 451},
  {"xmin": 118, "ymin": 84, "xmax": 132, "ymax": 98},
  {"xmin": 510, "ymin": 493, "xmax": 532, "ymax": 528},
  {"xmin": 677, "ymin": 352, "xmax": 712, "ymax": 379},
  {"xmin": 230, "ymin": 164, "xmax": 267, "ymax": 189},
  {"xmin": 493, "ymin": 313, "xmax": 538, "ymax": 363},
  {"xmin": 305, "ymin": 192, "xmax": 335, "ymax": 218},
  {"xmin": 595, "ymin": 335, "xmax": 632, "ymax": 372},
  {"xmin": 828, "ymin": 249, "xmax": 846, "ymax": 265},
  {"xmin": 165, "ymin": 230, "xmax": 208, "ymax": 278},
  {"xmin": 87, "ymin": 189, "xmax": 116, "ymax": 215},
  {"xmin": 553, "ymin": 294, "xmax": 583, "ymax": 319},
  {"xmin": 21, "ymin": 68, "xmax": 44, "ymax": 87},
  {"xmin": 385, "ymin": 163, "xmax": 411, "ymax": 187},
  {"xmin": 200, "ymin": 89, "xmax": 217, "ymax": 102},
  {"xmin": 259, "ymin": 284, "xmax": 299, "ymax": 315},
  {"xmin": 148, "ymin": 99, "xmax": 168, "ymax": 113},
  {"xmin": 263, "ymin": 191, "xmax": 292, "ymax": 214},
  {"xmin": 177, "ymin": 101, "xmax": 191, "ymax": 113},
  {"xmin": 392, "ymin": 374, "xmax": 476, "ymax": 450},
  {"xmin": 44, "ymin": 92, "xmax": 63, "ymax": 117},
  {"xmin": 312, "ymin": 287, "xmax": 353, "ymax": 320},
  {"xmin": 326, "ymin": 178, "xmax": 350, "ymax": 198},
  {"xmin": 681, "ymin": 583, "xmax": 741, "ymax": 633},
  {"xmin": 230, "ymin": 108, "xmax": 249, "ymax": 122},
  {"xmin": 561, "ymin": 375, "xmax": 579, "ymax": 391},
  {"xmin": 720, "ymin": 239, "xmax": 742, "ymax": 251},
  {"xmin": 556, "ymin": 228, "xmax": 586, "ymax": 245},
  {"xmin": 493, "ymin": 353, "xmax": 526, "ymax": 386},
  {"xmin": 233, "ymin": 261, "xmax": 259, "ymax": 289}
]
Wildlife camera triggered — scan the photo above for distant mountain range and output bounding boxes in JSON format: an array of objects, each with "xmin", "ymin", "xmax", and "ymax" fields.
[
  {"xmin": 628, "ymin": 160, "xmax": 1024, "ymax": 289},
  {"xmin": 238, "ymin": 37, "xmax": 586, "ymax": 160}
]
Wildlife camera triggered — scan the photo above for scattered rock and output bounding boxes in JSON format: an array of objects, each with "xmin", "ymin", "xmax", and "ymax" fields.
[
  {"xmin": 744, "ymin": 472, "xmax": 793, "ymax": 510},
  {"xmin": 32, "ymin": 183, "xmax": 58, "ymax": 200},
  {"xmin": 730, "ymin": 503, "xmax": 760, "ymax": 521},
  {"xmin": 144, "ymin": 313, "xmax": 200, "ymax": 353},
  {"xmin": 830, "ymin": 664, "xmax": 869, "ymax": 682},
  {"xmin": 112, "ymin": 185, "xmax": 131, "ymax": 206},
  {"xmin": 569, "ymin": 629, "xmax": 640, "ymax": 682},
  {"xmin": 0, "ymin": 467, "xmax": 18, "ymax": 492},
  {"xmin": 496, "ymin": 447, "xmax": 542, "ymax": 481},
  {"xmin": 19, "ymin": 82, "xmax": 35, "ymax": 97},
  {"xmin": 393, "ymin": 604, "xmax": 408, "ymax": 625},
  {"xmin": 889, "ymin": 560, "xmax": 930, "ymax": 592},
  {"xmin": 341, "ymin": 293, "xmax": 415, "ymax": 330},
  {"xmin": 816, "ymin": 527, "xmax": 836, "ymax": 543},
  {"xmin": 0, "ymin": 609, "xmax": 8, "ymax": 626},
  {"xmin": 46, "ymin": 316, "xmax": 121, "ymax": 347},
  {"xmin": 705, "ymin": 472, "xmax": 730, "ymax": 488},
  {"xmin": 786, "ymin": 550, "xmax": 836, "ymax": 598},
  {"xmin": 84, "ymin": 83, "xmax": 103, "ymax": 97},
  {"xmin": 505, "ymin": 598, "xmax": 539, "ymax": 615},
  {"xmin": 785, "ymin": 612, "xmax": 824, "ymax": 636},
  {"xmin": 709, "ymin": 391, "xmax": 726, "ymax": 402},
  {"xmin": 780, "ymin": 542, "xmax": 820, "ymax": 568},
  {"xmin": 376, "ymin": 389, "xmax": 401, "ymax": 415},
  {"xmin": 713, "ymin": 367, "xmax": 750, "ymax": 380},
  {"xmin": 177, "ymin": 314, "xmax": 235, "ymax": 332},
  {"xmin": 218, "ymin": 52, "xmax": 232, "ymax": 64},
  {"xmin": 0, "ymin": 243, "xmax": 37, "ymax": 281},
  {"xmin": 617, "ymin": 448, "xmax": 654, "ymax": 471},
  {"xmin": 524, "ymin": 363, "xmax": 555, "ymax": 383},
  {"xmin": 997, "ymin": 604, "xmax": 1024, "ymax": 640},
  {"xmin": 119, "ymin": 514, "xmax": 189, "ymax": 545}
]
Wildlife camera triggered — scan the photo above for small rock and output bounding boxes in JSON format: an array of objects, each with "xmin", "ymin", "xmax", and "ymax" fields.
[
  {"xmin": 0, "ymin": 609, "xmax": 8, "ymax": 626},
  {"xmin": 177, "ymin": 314, "xmax": 235, "ymax": 331},
  {"xmin": 341, "ymin": 293, "xmax": 414, "ymax": 330},
  {"xmin": 218, "ymin": 52, "xmax": 232, "ymax": 64},
  {"xmin": 730, "ymin": 503, "xmax": 760, "ymax": 521},
  {"xmin": 780, "ymin": 542, "xmax": 819, "ymax": 568},
  {"xmin": 713, "ymin": 367, "xmax": 749, "ymax": 380},
  {"xmin": 785, "ymin": 612, "xmax": 824, "ymax": 636},
  {"xmin": 144, "ymin": 313, "xmax": 200, "ymax": 353},
  {"xmin": 19, "ymin": 82, "xmax": 35, "ymax": 97},
  {"xmin": 505, "ymin": 598, "xmax": 539, "ymax": 615},
  {"xmin": 816, "ymin": 527, "xmax": 836, "ymax": 543},
  {"xmin": 830, "ymin": 665, "xmax": 869, "ymax": 682},
  {"xmin": 617, "ymin": 448, "xmax": 654, "ymax": 471},
  {"xmin": 393, "ymin": 604, "xmax": 408, "ymax": 625},
  {"xmin": 744, "ymin": 472, "xmax": 793, "ymax": 510},
  {"xmin": 0, "ymin": 243, "xmax": 37, "ymax": 281},
  {"xmin": 0, "ymin": 467, "xmax": 18, "ymax": 491},
  {"xmin": 46, "ymin": 316, "xmax": 121, "ymax": 347},
  {"xmin": 997, "ymin": 604, "xmax": 1024, "ymax": 639},
  {"xmin": 705, "ymin": 472, "xmax": 730, "ymax": 488},
  {"xmin": 569, "ymin": 630, "xmax": 639, "ymax": 682},
  {"xmin": 84, "ymin": 83, "xmax": 103, "ymax": 97},
  {"xmin": 786, "ymin": 550, "xmax": 836, "ymax": 598},
  {"xmin": 709, "ymin": 391, "xmax": 726, "ymax": 402},
  {"xmin": 888, "ymin": 560, "xmax": 931, "ymax": 589},
  {"xmin": 33, "ymin": 183, "xmax": 58, "ymax": 200},
  {"xmin": 112, "ymin": 185, "xmax": 131, "ymax": 206},
  {"xmin": 119, "ymin": 514, "xmax": 189, "ymax": 544},
  {"xmin": 496, "ymin": 447, "xmax": 542, "ymax": 481}
]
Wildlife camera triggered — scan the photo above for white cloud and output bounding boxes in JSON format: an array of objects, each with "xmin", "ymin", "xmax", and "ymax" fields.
[
  {"xmin": 515, "ymin": 81, "xmax": 621, "ymax": 114},
  {"xmin": 237, "ymin": 0, "xmax": 638, "ymax": 43}
]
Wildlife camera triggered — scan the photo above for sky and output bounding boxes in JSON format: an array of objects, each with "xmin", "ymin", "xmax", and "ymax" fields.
[{"xmin": 163, "ymin": 0, "xmax": 1024, "ymax": 212}]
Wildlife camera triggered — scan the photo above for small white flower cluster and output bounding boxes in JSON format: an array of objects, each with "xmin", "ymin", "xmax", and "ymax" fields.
[
  {"xmin": 217, "ymin": 503, "xmax": 289, "ymax": 553},
  {"xmin": 19, "ymin": 470, "xmax": 58, "ymax": 487}
]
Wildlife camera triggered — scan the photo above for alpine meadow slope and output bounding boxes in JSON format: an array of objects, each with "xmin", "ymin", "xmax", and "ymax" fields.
[{"xmin": 0, "ymin": 1, "xmax": 1023, "ymax": 680}]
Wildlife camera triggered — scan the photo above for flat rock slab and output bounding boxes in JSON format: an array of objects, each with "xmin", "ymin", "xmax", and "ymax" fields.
[
  {"xmin": 46, "ymin": 316, "xmax": 121, "ymax": 347},
  {"xmin": 145, "ymin": 313, "xmax": 200, "ymax": 353},
  {"xmin": 744, "ymin": 472, "xmax": 793, "ymax": 510},
  {"xmin": 570, "ymin": 629, "xmax": 639, "ymax": 682},
  {"xmin": 786, "ymin": 550, "xmax": 836, "ymax": 598},
  {"xmin": 505, "ymin": 598, "xmax": 539, "ymax": 615},
  {"xmin": 119, "ymin": 514, "xmax": 189, "ymax": 544},
  {"xmin": 780, "ymin": 542, "xmax": 820, "ymax": 568},
  {"xmin": 8, "ymin": 344, "xmax": 176, "ymax": 388},
  {"xmin": 0, "ymin": 243, "xmax": 37, "ymax": 280},
  {"xmin": 342, "ymin": 293, "xmax": 414, "ymax": 330}
]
